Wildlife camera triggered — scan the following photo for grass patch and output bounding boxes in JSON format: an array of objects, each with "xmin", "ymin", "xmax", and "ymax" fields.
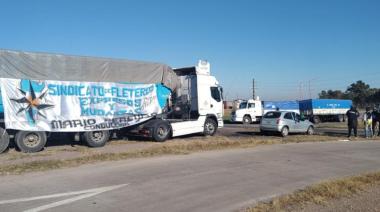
[
  {"xmin": 0, "ymin": 135, "xmax": 364, "ymax": 176},
  {"xmin": 245, "ymin": 171, "xmax": 380, "ymax": 212}
]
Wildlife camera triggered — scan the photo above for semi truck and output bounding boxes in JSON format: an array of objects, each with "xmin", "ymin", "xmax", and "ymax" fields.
[
  {"xmin": 231, "ymin": 98, "xmax": 351, "ymax": 124},
  {"xmin": 0, "ymin": 49, "xmax": 224, "ymax": 153},
  {"xmin": 231, "ymin": 99, "xmax": 299, "ymax": 124},
  {"xmin": 299, "ymin": 99, "xmax": 352, "ymax": 123}
]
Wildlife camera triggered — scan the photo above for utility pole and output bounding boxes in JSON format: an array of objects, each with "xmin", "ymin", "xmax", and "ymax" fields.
[{"xmin": 252, "ymin": 78, "xmax": 256, "ymax": 100}]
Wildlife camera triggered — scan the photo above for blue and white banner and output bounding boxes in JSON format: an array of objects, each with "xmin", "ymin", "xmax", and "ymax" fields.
[{"xmin": 0, "ymin": 78, "xmax": 170, "ymax": 131}]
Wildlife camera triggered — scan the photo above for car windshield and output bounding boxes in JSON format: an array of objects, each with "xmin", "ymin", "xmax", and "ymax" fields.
[
  {"xmin": 239, "ymin": 102, "xmax": 247, "ymax": 109},
  {"xmin": 263, "ymin": 111, "xmax": 282, "ymax": 118}
]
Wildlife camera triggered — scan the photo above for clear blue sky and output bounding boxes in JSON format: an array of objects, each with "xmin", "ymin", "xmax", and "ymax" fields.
[{"xmin": 1, "ymin": 0, "xmax": 379, "ymax": 100}]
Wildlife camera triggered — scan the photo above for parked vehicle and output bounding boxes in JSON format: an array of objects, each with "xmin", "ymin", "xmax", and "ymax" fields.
[
  {"xmin": 299, "ymin": 99, "xmax": 352, "ymax": 123},
  {"xmin": 232, "ymin": 98, "xmax": 352, "ymax": 125},
  {"xmin": 230, "ymin": 98, "xmax": 263, "ymax": 124},
  {"xmin": 231, "ymin": 99, "xmax": 299, "ymax": 124},
  {"xmin": 260, "ymin": 111, "xmax": 314, "ymax": 137},
  {"xmin": 0, "ymin": 49, "xmax": 224, "ymax": 153}
]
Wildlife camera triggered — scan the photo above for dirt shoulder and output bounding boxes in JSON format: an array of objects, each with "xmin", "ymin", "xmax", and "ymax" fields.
[
  {"xmin": 246, "ymin": 171, "xmax": 380, "ymax": 212},
  {"xmin": 294, "ymin": 184, "xmax": 380, "ymax": 212}
]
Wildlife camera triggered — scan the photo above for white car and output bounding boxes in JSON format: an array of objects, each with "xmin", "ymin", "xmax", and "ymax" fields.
[{"xmin": 260, "ymin": 111, "xmax": 314, "ymax": 137}]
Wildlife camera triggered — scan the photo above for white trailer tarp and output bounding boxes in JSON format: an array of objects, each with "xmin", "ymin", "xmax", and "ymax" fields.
[{"xmin": 0, "ymin": 78, "xmax": 166, "ymax": 131}]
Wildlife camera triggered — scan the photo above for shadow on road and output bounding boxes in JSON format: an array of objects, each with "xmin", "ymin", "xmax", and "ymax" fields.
[{"xmin": 320, "ymin": 131, "xmax": 348, "ymax": 137}]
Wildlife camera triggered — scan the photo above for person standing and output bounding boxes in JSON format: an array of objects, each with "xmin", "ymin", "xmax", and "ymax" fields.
[
  {"xmin": 363, "ymin": 107, "xmax": 373, "ymax": 138},
  {"xmin": 372, "ymin": 105, "xmax": 380, "ymax": 136},
  {"xmin": 346, "ymin": 106, "xmax": 359, "ymax": 138}
]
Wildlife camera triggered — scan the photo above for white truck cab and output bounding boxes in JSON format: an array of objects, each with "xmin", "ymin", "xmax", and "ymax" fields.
[
  {"xmin": 231, "ymin": 98, "xmax": 263, "ymax": 124},
  {"xmin": 157, "ymin": 60, "xmax": 224, "ymax": 138}
]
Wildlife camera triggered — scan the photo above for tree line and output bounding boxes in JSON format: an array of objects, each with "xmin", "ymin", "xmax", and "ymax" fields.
[{"xmin": 318, "ymin": 80, "xmax": 380, "ymax": 108}]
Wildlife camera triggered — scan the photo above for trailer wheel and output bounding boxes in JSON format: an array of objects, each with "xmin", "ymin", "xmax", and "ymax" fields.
[
  {"xmin": 204, "ymin": 118, "xmax": 217, "ymax": 136},
  {"xmin": 82, "ymin": 130, "xmax": 110, "ymax": 148},
  {"xmin": 152, "ymin": 121, "xmax": 171, "ymax": 142},
  {"xmin": 0, "ymin": 128, "xmax": 10, "ymax": 154},
  {"xmin": 338, "ymin": 115, "xmax": 344, "ymax": 122},
  {"xmin": 15, "ymin": 131, "xmax": 47, "ymax": 153},
  {"xmin": 312, "ymin": 116, "xmax": 320, "ymax": 124}
]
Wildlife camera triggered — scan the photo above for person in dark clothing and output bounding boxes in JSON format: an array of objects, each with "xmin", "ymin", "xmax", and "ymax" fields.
[
  {"xmin": 372, "ymin": 105, "xmax": 380, "ymax": 136},
  {"xmin": 346, "ymin": 106, "xmax": 359, "ymax": 138}
]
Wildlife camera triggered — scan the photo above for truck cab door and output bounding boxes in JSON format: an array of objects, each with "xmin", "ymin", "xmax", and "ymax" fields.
[
  {"xmin": 247, "ymin": 103, "xmax": 257, "ymax": 121},
  {"xmin": 210, "ymin": 86, "xmax": 224, "ymax": 126}
]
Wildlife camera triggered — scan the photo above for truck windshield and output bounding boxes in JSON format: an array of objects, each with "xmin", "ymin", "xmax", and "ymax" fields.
[{"xmin": 239, "ymin": 102, "xmax": 247, "ymax": 109}]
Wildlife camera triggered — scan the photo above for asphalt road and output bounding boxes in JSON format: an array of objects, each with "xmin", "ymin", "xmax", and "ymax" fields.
[
  {"xmin": 1, "ymin": 141, "xmax": 380, "ymax": 212},
  {"xmin": 219, "ymin": 123, "xmax": 359, "ymax": 137}
]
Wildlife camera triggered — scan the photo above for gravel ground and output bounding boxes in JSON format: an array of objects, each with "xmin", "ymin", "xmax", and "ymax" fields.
[{"xmin": 294, "ymin": 185, "xmax": 380, "ymax": 212}]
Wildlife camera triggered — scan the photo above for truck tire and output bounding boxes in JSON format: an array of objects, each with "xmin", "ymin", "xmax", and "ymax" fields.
[
  {"xmin": 204, "ymin": 118, "xmax": 217, "ymax": 136},
  {"xmin": 82, "ymin": 130, "xmax": 110, "ymax": 148},
  {"xmin": 152, "ymin": 121, "xmax": 171, "ymax": 142},
  {"xmin": 0, "ymin": 128, "xmax": 10, "ymax": 154},
  {"xmin": 242, "ymin": 115, "xmax": 251, "ymax": 125},
  {"xmin": 306, "ymin": 126, "xmax": 314, "ymax": 135},
  {"xmin": 313, "ymin": 116, "xmax": 320, "ymax": 124},
  {"xmin": 15, "ymin": 131, "xmax": 47, "ymax": 153},
  {"xmin": 281, "ymin": 126, "xmax": 289, "ymax": 137},
  {"xmin": 338, "ymin": 115, "xmax": 344, "ymax": 122}
]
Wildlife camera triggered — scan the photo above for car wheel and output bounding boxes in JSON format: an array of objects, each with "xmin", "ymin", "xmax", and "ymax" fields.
[
  {"xmin": 281, "ymin": 127, "xmax": 289, "ymax": 137},
  {"xmin": 242, "ymin": 116, "xmax": 251, "ymax": 125},
  {"xmin": 307, "ymin": 126, "xmax": 314, "ymax": 135},
  {"xmin": 15, "ymin": 131, "xmax": 47, "ymax": 153}
]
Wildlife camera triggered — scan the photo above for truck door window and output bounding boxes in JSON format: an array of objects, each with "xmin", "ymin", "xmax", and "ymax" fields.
[
  {"xmin": 248, "ymin": 103, "xmax": 255, "ymax": 108},
  {"xmin": 239, "ymin": 102, "xmax": 247, "ymax": 109},
  {"xmin": 210, "ymin": 87, "xmax": 221, "ymax": 102}
]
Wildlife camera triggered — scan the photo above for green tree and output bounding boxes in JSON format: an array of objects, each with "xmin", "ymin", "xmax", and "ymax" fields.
[
  {"xmin": 318, "ymin": 89, "xmax": 346, "ymax": 99},
  {"xmin": 345, "ymin": 80, "xmax": 371, "ymax": 107}
]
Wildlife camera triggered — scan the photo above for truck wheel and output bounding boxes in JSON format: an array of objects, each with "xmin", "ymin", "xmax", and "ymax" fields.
[
  {"xmin": 0, "ymin": 128, "xmax": 10, "ymax": 154},
  {"xmin": 306, "ymin": 126, "xmax": 314, "ymax": 135},
  {"xmin": 281, "ymin": 126, "xmax": 289, "ymax": 137},
  {"xmin": 313, "ymin": 116, "xmax": 320, "ymax": 124},
  {"xmin": 152, "ymin": 121, "xmax": 171, "ymax": 142},
  {"xmin": 204, "ymin": 118, "xmax": 217, "ymax": 136},
  {"xmin": 242, "ymin": 115, "xmax": 251, "ymax": 125},
  {"xmin": 82, "ymin": 130, "xmax": 110, "ymax": 148},
  {"xmin": 15, "ymin": 131, "xmax": 47, "ymax": 153}
]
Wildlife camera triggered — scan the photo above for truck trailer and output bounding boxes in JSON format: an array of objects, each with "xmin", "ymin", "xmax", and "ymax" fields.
[
  {"xmin": 299, "ymin": 99, "xmax": 352, "ymax": 123},
  {"xmin": 231, "ymin": 98, "xmax": 351, "ymax": 124},
  {"xmin": 0, "ymin": 49, "xmax": 224, "ymax": 153}
]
